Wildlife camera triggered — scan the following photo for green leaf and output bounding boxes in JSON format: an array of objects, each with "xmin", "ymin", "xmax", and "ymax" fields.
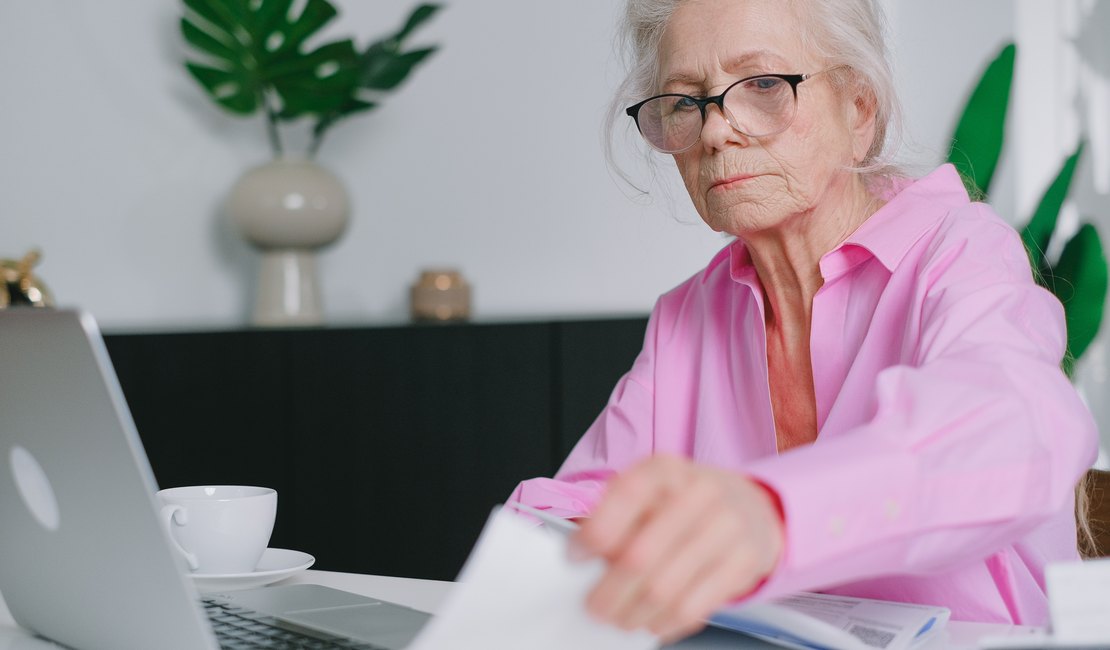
[
  {"xmin": 358, "ymin": 4, "xmax": 441, "ymax": 90},
  {"xmin": 1048, "ymin": 223, "xmax": 1108, "ymax": 376},
  {"xmin": 361, "ymin": 47, "xmax": 437, "ymax": 90},
  {"xmin": 270, "ymin": 0, "xmax": 339, "ymax": 57},
  {"xmin": 180, "ymin": 0, "xmax": 350, "ymax": 121},
  {"xmin": 308, "ymin": 3, "xmax": 440, "ymax": 147},
  {"xmin": 249, "ymin": 0, "xmax": 293, "ymax": 46},
  {"xmin": 181, "ymin": 17, "xmax": 239, "ymax": 62},
  {"xmin": 185, "ymin": 62, "xmax": 257, "ymax": 113},
  {"xmin": 946, "ymin": 43, "xmax": 1015, "ymax": 197},
  {"xmin": 259, "ymin": 38, "xmax": 355, "ymax": 80},
  {"xmin": 270, "ymin": 40, "xmax": 360, "ymax": 118},
  {"xmin": 182, "ymin": 0, "xmax": 241, "ymax": 37},
  {"xmin": 1020, "ymin": 142, "xmax": 1085, "ymax": 272},
  {"xmin": 182, "ymin": 0, "xmax": 441, "ymax": 155},
  {"xmin": 395, "ymin": 4, "xmax": 441, "ymax": 42}
]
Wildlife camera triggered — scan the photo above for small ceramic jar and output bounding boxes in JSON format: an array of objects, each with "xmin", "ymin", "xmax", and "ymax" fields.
[{"xmin": 410, "ymin": 269, "xmax": 471, "ymax": 322}]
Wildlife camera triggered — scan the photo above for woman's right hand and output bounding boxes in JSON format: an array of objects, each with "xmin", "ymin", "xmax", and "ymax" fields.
[{"xmin": 570, "ymin": 455, "xmax": 784, "ymax": 642}]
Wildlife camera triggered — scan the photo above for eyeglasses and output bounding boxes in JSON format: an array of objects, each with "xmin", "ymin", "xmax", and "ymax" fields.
[{"xmin": 625, "ymin": 69, "xmax": 835, "ymax": 153}]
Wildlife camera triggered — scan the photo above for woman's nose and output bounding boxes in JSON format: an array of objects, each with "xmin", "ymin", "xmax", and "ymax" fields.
[{"xmin": 699, "ymin": 103, "xmax": 749, "ymax": 152}]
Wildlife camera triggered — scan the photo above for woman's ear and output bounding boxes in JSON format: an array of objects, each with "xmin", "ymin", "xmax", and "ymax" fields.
[{"xmin": 849, "ymin": 86, "xmax": 879, "ymax": 164}]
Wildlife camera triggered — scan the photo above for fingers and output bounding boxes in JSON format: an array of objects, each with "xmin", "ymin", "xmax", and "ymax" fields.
[
  {"xmin": 633, "ymin": 505, "xmax": 743, "ymax": 630},
  {"xmin": 576, "ymin": 459, "xmax": 785, "ymax": 643},
  {"xmin": 573, "ymin": 455, "xmax": 688, "ymax": 562},
  {"xmin": 655, "ymin": 541, "xmax": 767, "ymax": 641},
  {"xmin": 648, "ymin": 521, "xmax": 768, "ymax": 638},
  {"xmin": 585, "ymin": 472, "xmax": 718, "ymax": 625}
]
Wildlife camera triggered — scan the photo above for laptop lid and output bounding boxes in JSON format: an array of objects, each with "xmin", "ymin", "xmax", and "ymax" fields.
[{"xmin": 0, "ymin": 308, "xmax": 218, "ymax": 650}]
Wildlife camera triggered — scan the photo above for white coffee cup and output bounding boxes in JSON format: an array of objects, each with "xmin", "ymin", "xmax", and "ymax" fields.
[{"xmin": 156, "ymin": 485, "xmax": 277, "ymax": 575}]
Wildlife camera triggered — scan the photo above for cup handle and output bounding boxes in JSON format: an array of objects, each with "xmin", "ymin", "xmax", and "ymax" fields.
[{"xmin": 160, "ymin": 504, "xmax": 200, "ymax": 571}]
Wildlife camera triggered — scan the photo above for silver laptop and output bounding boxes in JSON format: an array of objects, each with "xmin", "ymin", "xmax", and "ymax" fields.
[{"xmin": 0, "ymin": 308, "xmax": 432, "ymax": 650}]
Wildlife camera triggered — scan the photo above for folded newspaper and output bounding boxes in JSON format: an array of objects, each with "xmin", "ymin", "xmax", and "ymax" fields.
[{"xmin": 710, "ymin": 592, "xmax": 950, "ymax": 650}]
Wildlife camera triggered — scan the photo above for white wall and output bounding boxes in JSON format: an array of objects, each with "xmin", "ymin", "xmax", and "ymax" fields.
[
  {"xmin": 1012, "ymin": 0, "xmax": 1110, "ymax": 464},
  {"xmin": 0, "ymin": 1, "xmax": 1034, "ymax": 331},
  {"xmin": 887, "ymin": 0, "xmax": 1018, "ymax": 218}
]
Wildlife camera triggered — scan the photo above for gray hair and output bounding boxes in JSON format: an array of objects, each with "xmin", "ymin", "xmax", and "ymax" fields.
[{"xmin": 604, "ymin": 0, "xmax": 906, "ymax": 192}]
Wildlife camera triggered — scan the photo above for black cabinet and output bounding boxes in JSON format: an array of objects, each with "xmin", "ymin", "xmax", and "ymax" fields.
[{"xmin": 103, "ymin": 317, "xmax": 646, "ymax": 581}]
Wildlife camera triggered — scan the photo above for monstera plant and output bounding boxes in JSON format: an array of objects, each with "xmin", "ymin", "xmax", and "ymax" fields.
[
  {"xmin": 947, "ymin": 42, "xmax": 1108, "ymax": 377},
  {"xmin": 181, "ymin": 0, "xmax": 440, "ymax": 157},
  {"xmin": 179, "ymin": 0, "xmax": 442, "ymax": 327}
]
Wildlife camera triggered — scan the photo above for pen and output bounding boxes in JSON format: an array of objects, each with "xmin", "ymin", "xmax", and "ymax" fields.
[{"xmin": 504, "ymin": 501, "xmax": 580, "ymax": 535}]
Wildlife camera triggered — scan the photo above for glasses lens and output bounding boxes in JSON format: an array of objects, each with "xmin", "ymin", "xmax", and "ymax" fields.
[
  {"xmin": 635, "ymin": 95, "xmax": 704, "ymax": 153},
  {"xmin": 632, "ymin": 76, "xmax": 800, "ymax": 151},
  {"xmin": 723, "ymin": 76, "xmax": 797, "ymax": 138}
]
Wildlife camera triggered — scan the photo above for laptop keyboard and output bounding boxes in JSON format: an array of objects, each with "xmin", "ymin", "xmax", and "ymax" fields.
[{"xmin": 203, "ymin": 597, "xmax": 387, "ymax": 650}]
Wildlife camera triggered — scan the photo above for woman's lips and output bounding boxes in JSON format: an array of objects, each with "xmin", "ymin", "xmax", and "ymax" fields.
[{"xmin": 709, "ymin": 174, "xmax": 760, "ymax": 191}]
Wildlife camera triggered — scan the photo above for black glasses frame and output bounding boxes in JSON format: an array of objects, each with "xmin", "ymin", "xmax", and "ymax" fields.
[{"xmin": 624, "ymin": 72, "xmax": 818, "ymax": 150}]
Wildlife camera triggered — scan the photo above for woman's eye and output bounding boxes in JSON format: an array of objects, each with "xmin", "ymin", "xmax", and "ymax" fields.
[
  {"xmin": 672, "ymin": 96, "xmax": 699, "ymax": 111},
  {"xmin": 747, "ymin": 77, "xmax": 782, "ymax": 91}
]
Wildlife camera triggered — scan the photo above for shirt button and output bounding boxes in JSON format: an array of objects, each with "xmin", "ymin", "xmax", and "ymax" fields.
[
  {"xmin": 885, "ymin": 500, "xmax": 901, "ymax": 520},
  {"xmin": 829, "ymin": 515, "xmax": 846, "ymax": 537}
]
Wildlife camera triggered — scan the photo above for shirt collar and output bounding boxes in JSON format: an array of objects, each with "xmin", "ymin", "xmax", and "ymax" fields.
[
  {"xmin": 727, "ymin": 164, "xmax": 970, "ymax": 282},
  {"xmin": 835, "ymin": 163, "xmax": 970, "ymax": 273},
  {"xmin": 728, "ymin": 237, "xmax": 758, "ymax": 285}
]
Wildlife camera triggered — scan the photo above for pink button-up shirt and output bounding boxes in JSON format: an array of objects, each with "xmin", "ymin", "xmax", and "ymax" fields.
[{"xmin": 509, "ymin": 164, "xmax": 1099, "ymax": 625}]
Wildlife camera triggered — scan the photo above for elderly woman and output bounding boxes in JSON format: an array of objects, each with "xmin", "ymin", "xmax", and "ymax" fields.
[{"xmin": 509, "ymin": 0, "xmax": 1100, "ymax": 642}]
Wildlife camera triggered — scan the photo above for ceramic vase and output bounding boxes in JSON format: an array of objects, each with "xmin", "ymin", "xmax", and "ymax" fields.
[{"xmin": 226, "ymin": 159, "xmax": 350, "ymax": 327}]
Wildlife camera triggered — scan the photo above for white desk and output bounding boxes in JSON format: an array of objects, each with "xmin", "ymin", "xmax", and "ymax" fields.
[{"xmin": 0, "ymin": 570, "xmax": 1039, "ymax": 649}]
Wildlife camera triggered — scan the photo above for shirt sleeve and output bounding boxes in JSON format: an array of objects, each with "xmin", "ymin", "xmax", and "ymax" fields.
[
  {"xmin": 743, "ymin": 206, "xmax": 1100, "ymax": 600},
  {"xmin": 506, "ymin": 303, "xmax": 661, "ymax": 519}
]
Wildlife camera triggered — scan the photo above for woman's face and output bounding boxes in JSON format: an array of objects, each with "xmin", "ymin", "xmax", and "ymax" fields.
[{"xmin": 658, "ymin": 0, "xmax": 876, "ymax": 237}]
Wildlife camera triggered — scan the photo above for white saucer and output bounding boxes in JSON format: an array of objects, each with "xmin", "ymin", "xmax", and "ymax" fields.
[{"xmin": 190, "ymin": 548, "xmax": 315, "ymax": 593}]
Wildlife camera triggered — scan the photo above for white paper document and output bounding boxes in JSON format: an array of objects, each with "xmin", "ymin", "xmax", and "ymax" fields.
[{"xmin": 405, "ymin": 508, "xmax": 659, "ymax": 650}]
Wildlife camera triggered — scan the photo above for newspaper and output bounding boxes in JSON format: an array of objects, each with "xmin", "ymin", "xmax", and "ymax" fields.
[{"xmin": 711, "ymin": 592, "xmax": 950, "ymax": 650}]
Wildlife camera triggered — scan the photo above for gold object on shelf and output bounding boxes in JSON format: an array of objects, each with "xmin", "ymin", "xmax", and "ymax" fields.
[
  {"xmin": 410, "ymin": 269, "xmax": 471, "ymax": 322},
  {"xmin": 1, "ymin": 249, "xmax": 54, "ymax": 308}
]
